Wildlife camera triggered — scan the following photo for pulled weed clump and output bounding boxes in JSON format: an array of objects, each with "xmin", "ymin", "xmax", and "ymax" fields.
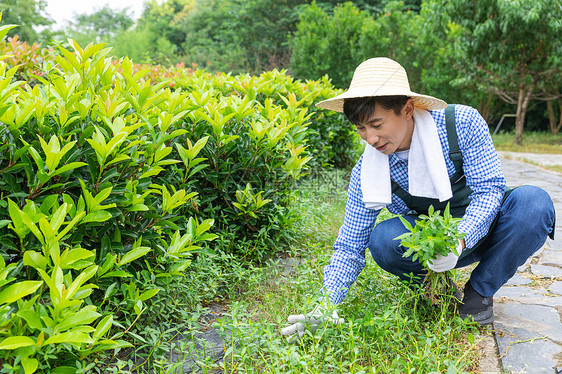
[{"xmin": 396, "ymin": 204, "xmax": 466, "ymax": 305}]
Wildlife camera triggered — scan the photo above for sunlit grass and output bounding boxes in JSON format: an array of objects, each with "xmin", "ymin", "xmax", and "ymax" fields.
[{"xmin": 492, "ymin": 131, "xmax": 562, "ymax": 154}]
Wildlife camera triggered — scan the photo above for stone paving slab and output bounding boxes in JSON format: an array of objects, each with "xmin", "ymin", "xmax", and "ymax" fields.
[
  {"xmin": 530, "ymin": 264, "xmax": 562, "ymax": 278},
  {"xmin": 504, "ymin": 274, "xmax": 532, "ymax": 286},
  {"xmin": 494, "ymin": 303, "xmax": 562, "ymax": 343},
  {"xmin": 549, "ymin": 281, "xmax": 562, "ymax": 295},
  {"xmin": 494, "ymin": 156, "xmax": 562, "ymax": 373},
  {"xmin": 540, "ymin": 250, "xmax": 562, "ymax": 267},
  {"xmin": 498, "ymin": 151, "xmax": 562, "ymax": 167},
  {"xmin": 495, "ymin": 286, "xmax": 562, "ymax": 307},
  {"xmin": 494, "ymin": 323, "xmax": 561, "ymax": 373}
]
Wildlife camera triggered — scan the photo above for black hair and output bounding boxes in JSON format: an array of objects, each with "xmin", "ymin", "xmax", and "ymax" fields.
[{"xmin": 343, "ymin": 96, "xmax": 411, "ymax": 126}]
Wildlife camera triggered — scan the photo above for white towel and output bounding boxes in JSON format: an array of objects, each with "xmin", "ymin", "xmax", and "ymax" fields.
[{"xmin": 361, "ymin": 108, "xmax": 453, "ymax": 210}]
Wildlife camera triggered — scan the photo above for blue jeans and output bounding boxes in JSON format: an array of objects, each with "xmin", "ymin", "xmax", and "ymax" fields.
[{"xmin": 368, "ymin": 185, "xmax": 556, "ymax": 297}]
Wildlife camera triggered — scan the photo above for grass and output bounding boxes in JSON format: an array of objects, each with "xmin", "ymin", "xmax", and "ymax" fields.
[
  {"xmin": 492, "ymin": 131, "xmax": 562, "ymax": 154},
  {"xmin": 168, "ymin": 169, "xmax": 484, "ymax": 373}
]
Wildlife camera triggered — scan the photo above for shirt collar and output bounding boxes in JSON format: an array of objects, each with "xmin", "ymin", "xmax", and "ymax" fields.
[{"xmin": 389, "ymin": 152, "xmax": 407, "ymax": 168}]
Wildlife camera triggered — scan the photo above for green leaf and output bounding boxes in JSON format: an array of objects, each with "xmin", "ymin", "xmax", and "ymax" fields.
[
  {"xmin": 60, "ymin": 248, "xmax": 95, "ymax": 268},
  {"xmin": 50, "ymin": 367, "xmax": 77, "ymax": 374},
  {"xmin": 139, "ymin": 288, "xmax": 159, "ymax": 302},
  {"xmin": 65, "ymin": 265, "xmax": 97, "ymax": 300},
  {"xmin": 82, "ymin": 211, "xmax": 112, "ymax": 223},
  {"xmin": 17, "ymin": 309, "xmax": 44, "ymax": 330},
  {"xmin": 23, "ymin": 251, "xmax": 48, "ymax": 271},
  {"xmin": 398, "ymin": 215, "xmax": 414, "ymax": 232},
  {"xmin": 51, "ymin": 162, "xmax": 87, "ymax": 177},
  {"xmin": 0, "ymin": 281, "xmax": 43, "ymax": 305},
  {"xmin": 0, "ymin": 336, "xmax": 35, "ymax": 350},
  {"xmin": 94, "ymin": 186, "xmax": 113, "ymax": 205},
  {"xmin": 100, "ymin": 270, "xmax": 131, "ymax": 278},
  {"xmin": 22, "ymin": 357, "xmax": 38, "ymax": 374},
  {"xmin": 0, "ymin": 24, "xmax": 18, "ymax": 41},
  {"xmin": 42, "ymin": 331, "xmax": 93, "ymax": 346},
  {"xmin": 118, "ymin": 246, "xmax": 151, "ymax": 266},
  {"xmin": 93, "ymin": 315, "xmax": 113, "ymax": 339},
  {"xmin": 55, "ymin": 307, "xmax": 101, "ymax": 333},
  {"xmin": 140, "ymin": 166, "xmax": 163, "ymax": 179},
  {"xmin": 86, "ymin": 339, "xmax": 132, "ymax": 355},
  {"xmin": 26, "ymin": 145, "xmax": 44, "ymax": 172}
]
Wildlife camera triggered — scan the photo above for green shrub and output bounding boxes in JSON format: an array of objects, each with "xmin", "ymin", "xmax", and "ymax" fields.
[
  {"xmin": 0, "ymin": 38, "xmax": 318, "ymax": 371},
  {"xmin": 173, "ymin": 69, "xmax": 361, "ymax": 170}
]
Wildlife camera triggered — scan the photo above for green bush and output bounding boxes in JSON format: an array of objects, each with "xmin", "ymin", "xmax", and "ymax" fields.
[
  {"xmin": 0, "ymin": 38, "xmax": 321, "ymax": 371},
  {"xmin": 173, "ymin": 69, "xmax": 361, "ymax": 170}
]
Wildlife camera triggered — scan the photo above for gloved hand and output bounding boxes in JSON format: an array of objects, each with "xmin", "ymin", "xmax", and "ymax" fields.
[
  {"xmin": 280, "ymin": 302, "xmax": 344, "ymax": 343},
  {"xmin": 427, "ymin": 241, "xmax": 464, "ymax": 272}
]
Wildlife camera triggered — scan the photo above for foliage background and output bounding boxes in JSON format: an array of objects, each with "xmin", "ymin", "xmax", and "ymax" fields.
[{"xmin": 3, "ymin": 0, "xmax": 560, "ymax": 137}]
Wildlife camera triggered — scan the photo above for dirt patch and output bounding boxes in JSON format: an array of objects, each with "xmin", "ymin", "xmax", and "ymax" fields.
[{"xmin": 476, "ymin": 331, "xmax": 502, "ymax": 373}]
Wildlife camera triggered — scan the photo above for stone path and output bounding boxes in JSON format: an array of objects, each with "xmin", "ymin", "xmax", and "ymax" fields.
[
  {"xmin": 498, "ymin": 151, "xmax": 562, "ymax": 167},
  {"xmin": 492, "ymin": 156, "xmax": 562, "ymax": 373}
]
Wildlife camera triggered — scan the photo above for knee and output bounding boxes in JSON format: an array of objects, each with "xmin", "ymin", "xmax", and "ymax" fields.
[
  {"xmin": 504, "ymin": 186, "xmax": 555, "ymax": 226},
  {"xmin": 368, "ymin": 217, "xmax": 410, "ymax": 268}
]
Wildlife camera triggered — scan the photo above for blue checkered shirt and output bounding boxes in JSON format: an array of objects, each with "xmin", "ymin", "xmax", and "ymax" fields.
[{"xmin": 324, "ymin": 105, "xmax": 506, "ymax": 304}]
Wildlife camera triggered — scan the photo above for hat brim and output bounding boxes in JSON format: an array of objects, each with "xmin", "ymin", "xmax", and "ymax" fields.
[{"xmin": 316, "ymin": 87, "xmax": 447, "ymax": 112}]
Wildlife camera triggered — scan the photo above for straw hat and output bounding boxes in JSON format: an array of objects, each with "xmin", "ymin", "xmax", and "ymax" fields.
[{"xmin": 316, "ymin": 57, "xmax": 447, "ymax": 112}]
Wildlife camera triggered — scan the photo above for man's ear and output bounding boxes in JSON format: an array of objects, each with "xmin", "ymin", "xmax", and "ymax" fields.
[{"xmin": 403, "ymin": 98, "xmax": 415, "ymax": 119}]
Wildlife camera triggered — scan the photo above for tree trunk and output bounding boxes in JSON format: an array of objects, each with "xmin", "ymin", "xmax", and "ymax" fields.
[
  {"xmin": 514, "ymin": 82, "xmax": 536, "ymax": 145},
  {"xmin": 547, "ymin": 99, "xmax": 562, "ymax": 135},
  {"xmin": 478, "ymin": 92, "xmax": 493, "ymax": 122}
]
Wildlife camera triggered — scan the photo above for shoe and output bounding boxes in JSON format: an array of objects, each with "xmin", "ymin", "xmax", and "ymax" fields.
[{"xmin": 459, "ymin": 281, "xmax": 494, "ymax": 326}]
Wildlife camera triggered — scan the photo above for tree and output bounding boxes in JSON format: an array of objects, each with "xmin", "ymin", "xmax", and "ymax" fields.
[
  {"xmin": 137, "ymin": 0, "xmax": 194, "ymax": 52},
  {"xmin": 316, "ymin": 0, "xmax": 422, "ymax": 14},
  {"xmin": 409, "ymin": 0, "xmax": 507, "ymax": 121},
  {"xmin": 289, "ymin": 2, "xmax": 372, "ymax": 87},
  {"xmin": 0, "ymin": 0, "xmax": 52, "ymax": 42},
  {"xmin": 546, "ymin": 95, "xmax": 562, "ymax": 135},
  {"xmin": 172, "ymin": 0, "xmax": 306, "ymax": 73},
  {"xmin": 444, "ymin": 0, "xmax": 562, "ymax": 144},
  {"xmin": 65, "ymin": 5, "xmax": 134, "ymax": 45},
  {"xmin": 357, "ymin": 2, "xmax": 421, "ymax": 86}
]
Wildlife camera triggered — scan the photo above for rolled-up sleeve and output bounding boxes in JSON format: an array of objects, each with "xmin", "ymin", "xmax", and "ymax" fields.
[
  {"xmin": 455, "ymin": 106, "xmax": 506, "ymax": 248},
  {"xmin": 323, "ymin": 157, "xmax": 379, "ymax": 304}
]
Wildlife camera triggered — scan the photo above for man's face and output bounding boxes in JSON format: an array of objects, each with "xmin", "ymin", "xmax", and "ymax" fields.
[{"xmin": 354, "ymin": 99, "xmax": 415, "ymax": 155}]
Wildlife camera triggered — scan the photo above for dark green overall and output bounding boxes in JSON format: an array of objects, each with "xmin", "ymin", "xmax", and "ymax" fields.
[{"xmin": 389, "ymin": 105, "xmax": 512, "ymax": 260}]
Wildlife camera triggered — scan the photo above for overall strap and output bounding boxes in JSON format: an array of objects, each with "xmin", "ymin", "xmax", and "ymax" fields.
[{"xmin": 445, "ymin": 104, "xmax": 463, "ymax": 172}]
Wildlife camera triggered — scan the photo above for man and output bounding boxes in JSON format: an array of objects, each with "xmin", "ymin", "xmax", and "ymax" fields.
[{"xmin": 281, "ymin": 57, "xmax": 555, "ymax": 339}]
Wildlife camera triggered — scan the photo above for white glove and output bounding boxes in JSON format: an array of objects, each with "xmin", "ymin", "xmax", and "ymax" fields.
[
  {"xmin": 280, "ymin": 303, "xmax": 344, "ymax": 343},
  {"xmin": 427, "ymin": 241, "xmax": 464, "ymax": 272}
]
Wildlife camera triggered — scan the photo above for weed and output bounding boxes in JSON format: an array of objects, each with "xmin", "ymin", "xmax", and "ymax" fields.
[{"xmin": 396, "ymin": 204, "xmax": 466, "ymax": 305}]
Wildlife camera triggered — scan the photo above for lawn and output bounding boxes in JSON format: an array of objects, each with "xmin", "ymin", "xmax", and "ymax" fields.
[{"xmin": 492, "ymin": 131, "xmax": 562, "ymax": 154}]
